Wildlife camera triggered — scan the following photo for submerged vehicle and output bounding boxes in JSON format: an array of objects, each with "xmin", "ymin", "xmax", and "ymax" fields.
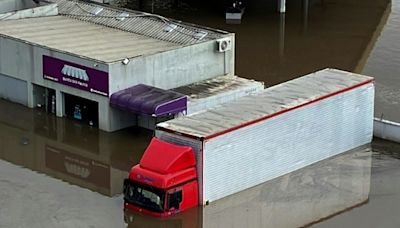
[
  {"xmin": 123, "ymin": 138, "xmax": 198, "ymax": 217},
  {"xmin": 123, "ymin": 147, "xmax": 372, "ymax": 227},
  {"xmin": 123, "ymin": 68, "xmax": 375, "ymax": 217}
]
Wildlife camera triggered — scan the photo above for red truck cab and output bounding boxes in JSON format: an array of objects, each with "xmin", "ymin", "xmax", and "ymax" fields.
[{"xmin": 123, "ymin": 137, "xmax": 199, "ymax": 217}]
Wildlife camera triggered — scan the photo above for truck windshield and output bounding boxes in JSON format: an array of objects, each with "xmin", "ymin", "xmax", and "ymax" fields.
[{"xmin": 123, "ymin": 179, "xmax": 165, "ymax": 212}]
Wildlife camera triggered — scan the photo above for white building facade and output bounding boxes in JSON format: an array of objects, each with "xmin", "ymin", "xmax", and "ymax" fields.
[{"xmin": 0, "ymin": 0, "xmax": 235, "ymax": 132}]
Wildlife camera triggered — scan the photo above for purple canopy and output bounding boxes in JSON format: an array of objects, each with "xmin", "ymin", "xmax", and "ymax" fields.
[{"xmin": 110, "ymin": 84, "xmax": 187, "ymax": 117}]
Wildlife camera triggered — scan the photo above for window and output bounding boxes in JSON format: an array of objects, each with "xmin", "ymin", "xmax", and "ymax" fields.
[
  {"xmin": 167, "ymin": 190, "xmax": 182, "ymax": 210},
  {"xmin": 123, "ymin": 179, "xmax": 165, "ymax": 212}
]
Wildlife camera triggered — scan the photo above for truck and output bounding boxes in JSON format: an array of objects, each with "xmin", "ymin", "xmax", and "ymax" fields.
[
  {"xmin": 123, "ymin": 146, "xmax": 372, "ymax": 227},
  {"xmin": 123, "ymin": 68, "xmax": 375, "ymax": 217}
]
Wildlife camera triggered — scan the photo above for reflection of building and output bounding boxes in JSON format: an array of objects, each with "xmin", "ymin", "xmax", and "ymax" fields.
[
  {"xmin": 124, "ymin": 147, "xmax": 372, "ymax": 228},
  {"xmin": 0, "ymin": 99, "xmax": 152, "ymax": 196},
  {"xmin": 0, "ymin": 0, "xmax": 235, "ymax": 132}
]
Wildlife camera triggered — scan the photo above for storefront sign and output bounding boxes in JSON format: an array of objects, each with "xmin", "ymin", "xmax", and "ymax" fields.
[
  {"xmin": 43, "ymin": 55, "xmax": 109, "ymax": 96},
  {"xmin": 45, "ymin": 145, "xmax": 110, "ymax": 189}
]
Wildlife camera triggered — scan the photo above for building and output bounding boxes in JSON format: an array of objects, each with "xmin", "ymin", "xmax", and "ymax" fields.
[{"xmin": 0, "ymin": 0, "xmax": 236, "ymax": 132}]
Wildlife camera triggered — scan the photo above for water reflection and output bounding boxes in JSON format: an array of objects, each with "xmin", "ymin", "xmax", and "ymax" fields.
[
  {"xmin": 363, "ymin": 0, "xmax": 400, "ymax": 125},
  {"xmin": 313, "ymin": 139, "xmax": 400, "ymax": 228},
  {"xmin": 124, "ymin": 146, "xmax": 372, "ymax": 228},
  {"xmin": 0, "ymin": 99, "xmax": 152, "ymax": 196}
]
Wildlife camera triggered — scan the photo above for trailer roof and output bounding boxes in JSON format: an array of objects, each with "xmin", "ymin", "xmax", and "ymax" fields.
[{"xmin": 157, "ymin": 69, "xmax": 374, "ymax": 139}]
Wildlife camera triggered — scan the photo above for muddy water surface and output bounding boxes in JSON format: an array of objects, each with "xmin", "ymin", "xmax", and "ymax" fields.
[
  {"xmin": 1, "ymin": 101, "xmax": 399, "ymax": 227},
  {"xmin": 1, "ymin": 0, "xmax": 400, "ymax": 227}
]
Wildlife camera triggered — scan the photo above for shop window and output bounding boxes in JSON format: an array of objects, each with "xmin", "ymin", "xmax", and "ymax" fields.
[{"xmin": 64, "ymin": 93, "xmax": 98, "ymax": 127}]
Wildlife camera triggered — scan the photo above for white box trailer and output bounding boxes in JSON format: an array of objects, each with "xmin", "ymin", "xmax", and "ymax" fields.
[{"xmin": 155, "ymin": 68, "xmax": 374, "ymax": 205}]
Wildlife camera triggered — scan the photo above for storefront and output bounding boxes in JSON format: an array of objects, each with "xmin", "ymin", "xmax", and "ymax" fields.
[
  {"xmin": 33, "ymin": 84, "xmax": 56, "ymax": 114},
  {"xmin": 42, "ymin": 55, "xmax": 108, "ymax": 127},
  {"xmin": 64, "ymin": 93, "xmax": 99, "ymax": 127},
  {"xmin": 0, "ymin": 0, "xmax": 234, "ymax": 132}
]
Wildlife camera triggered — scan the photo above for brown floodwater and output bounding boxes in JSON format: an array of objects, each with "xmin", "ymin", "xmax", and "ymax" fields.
[
  {"xmin": 1, "ymin": 0, "xmax": 400, "ymax": 227},
  {"xmin": 0, "ymin": 99, "xmax": 399, "ymax": 227},
  {"xmin": 129, "ymin": 0, "xmax": 390, "ymax": 85}
]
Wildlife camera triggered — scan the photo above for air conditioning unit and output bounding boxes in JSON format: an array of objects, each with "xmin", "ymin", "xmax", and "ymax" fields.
[{"xmin": 217, "ymin": 38, "xmax": 232, "ymax": 52}]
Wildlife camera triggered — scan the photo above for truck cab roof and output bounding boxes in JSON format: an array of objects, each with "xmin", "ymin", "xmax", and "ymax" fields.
[{"xmin": 129, "ymin": 137, "xmax": 197, "ymax": 189}]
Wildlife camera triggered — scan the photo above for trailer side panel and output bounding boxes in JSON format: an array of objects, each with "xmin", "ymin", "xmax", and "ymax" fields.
[{"xmin": 202, "ymin": 83, "xmax": 374, "ymax": 204}]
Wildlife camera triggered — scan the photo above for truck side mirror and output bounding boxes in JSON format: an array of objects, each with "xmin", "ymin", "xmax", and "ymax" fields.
[{"xmin": 167, "ymin": 190, "xmax": 182, "ymax": 210}]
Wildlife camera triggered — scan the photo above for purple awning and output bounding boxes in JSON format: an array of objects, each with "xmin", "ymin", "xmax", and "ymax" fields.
[{"xmin": 110, "ymin": 84, "xmax": 187, "ymax": 117}]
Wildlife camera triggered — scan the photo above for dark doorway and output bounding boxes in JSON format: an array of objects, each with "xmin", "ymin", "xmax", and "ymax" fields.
[{"xmin": 64, "ymin": 93, "xmax": 99, "ymax": 127}]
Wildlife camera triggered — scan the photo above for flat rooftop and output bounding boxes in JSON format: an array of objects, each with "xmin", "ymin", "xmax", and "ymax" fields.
[
  {"xmin": 0, "ymin": 16, "xmax": 179, "ymax": 62},
  {"xmin": 0, "ymin": 0, "xmax": 229, "ymax": 63},
  {"xmin": 172, "ymin": 75, "xmax": 263, "ymax": 101},
  {"xmin": 157, "ymin": 69, "xmax": 374, "ymax": 139}
]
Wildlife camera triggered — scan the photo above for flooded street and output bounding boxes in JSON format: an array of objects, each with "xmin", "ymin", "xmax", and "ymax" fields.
[
  {"xmin": 1, "ymin": 0, "xmax": 400, "ymax": 226},
  {"xmin": 132, "ymin": 0, "xmax": 390, "ymax": 85},
  {"xmin": 1, "ymin": 102, "xmax": 399, "ymax": 227},
  {"xmin": 314, "ymin": 139, "xmax": 400, "ymax": 228},
  {"xmin": 363, "ymin": 0, "xmax": 400, "ymax": 123}
]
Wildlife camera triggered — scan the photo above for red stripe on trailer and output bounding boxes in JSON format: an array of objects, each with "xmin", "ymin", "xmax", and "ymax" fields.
[{"xmin": 157, "ymin": 79, "xmax": 374, "ymax": 141}]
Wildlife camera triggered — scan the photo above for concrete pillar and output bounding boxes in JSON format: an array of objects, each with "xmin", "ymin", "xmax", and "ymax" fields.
[
  {"xmin": 224, "ymin": 35, "xmax": 235, "ymax": 76},
  {"xmin": 98, "ymin": 100, "xmax": 111, "ymax": 132},
  {"xmin": 27, "ymin": 82, "xmax": 34, "ymax": 108},
  {"xmin": 224, "ymin": 52, "xmax": 229, "ymax": 75},
  {"xmin": 55, "ymin": 89, "xmax": 64, "ymax": 117},
  {"xmin": 278, "ymin": 0, "xmax": 286, "ymax": 13}
]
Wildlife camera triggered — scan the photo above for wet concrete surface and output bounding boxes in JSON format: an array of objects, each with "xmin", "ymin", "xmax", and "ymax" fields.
[{"xmin": 1, "ymin": 0, "xmax": 400, "ymax": 226}]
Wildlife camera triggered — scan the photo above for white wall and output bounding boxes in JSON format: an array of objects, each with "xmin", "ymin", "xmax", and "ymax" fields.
[
  {"xmin": 108, "ymin": 36, "xmax": 235, "ymax": 94},
  {"xmin": 374, "ymin": 118, "xmax": 400, "ymax": 143},
  {"xmin": 0, "ymin": 0, "xmax": 37, "ymax": 13},
  {"xmin": 0, "ymin": 73, "xmax": 28, "ymax": 105}
]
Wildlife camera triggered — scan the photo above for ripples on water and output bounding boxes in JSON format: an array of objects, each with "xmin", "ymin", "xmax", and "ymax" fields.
[{"xmin": 363, "ymin": 0, "xmax": 400, "ymax": 122}]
